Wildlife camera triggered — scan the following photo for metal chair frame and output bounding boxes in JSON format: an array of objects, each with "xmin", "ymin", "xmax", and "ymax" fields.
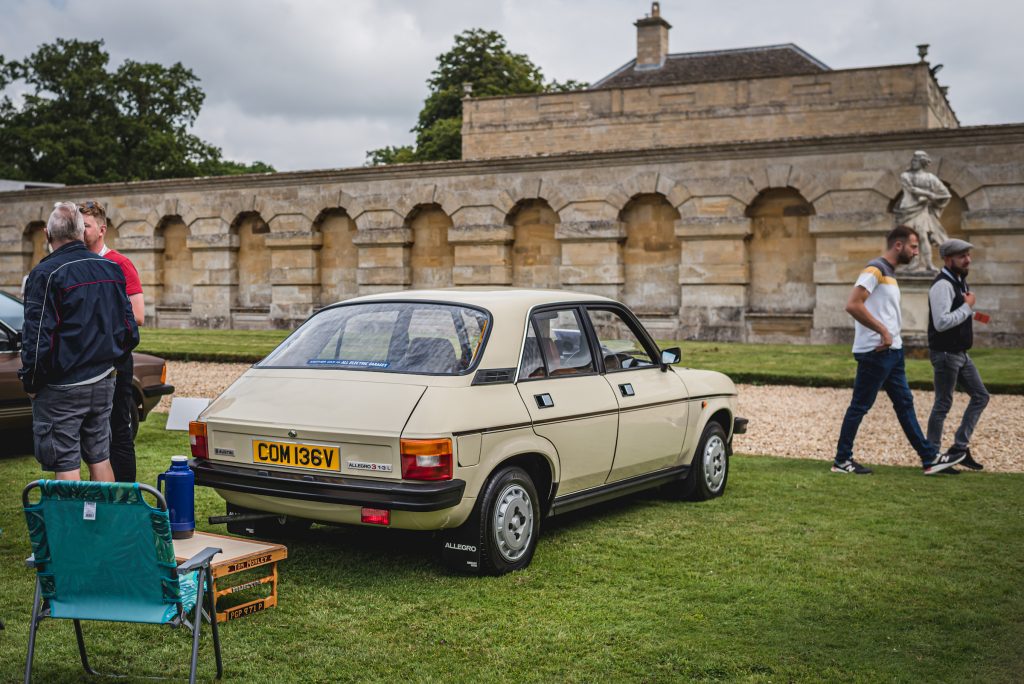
[{"xmin": 22, "ymin": 480, "xmax": 224, "ymax": 684}]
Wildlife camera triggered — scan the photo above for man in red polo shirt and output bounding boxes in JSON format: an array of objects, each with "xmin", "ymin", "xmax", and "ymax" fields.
[{"xmin": 80, "ymin": 200, "xmax": 145, "ymax": 482}]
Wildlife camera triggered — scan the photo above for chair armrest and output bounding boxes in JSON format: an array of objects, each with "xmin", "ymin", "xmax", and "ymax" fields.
[
  {"xmin": 25, "ymin": 553, "xmax": 36, "ymax": 569},
  {"xmin": 176, "ymin": 546, "xmax": 222, "ymax": 575}
]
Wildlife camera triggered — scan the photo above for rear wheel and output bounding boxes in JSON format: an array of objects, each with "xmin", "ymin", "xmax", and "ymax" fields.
[
  {"xmin": 676, "ymin": 422, "xmax": 729, "ymax": 501},
  {"xmin": 477, "ymin": 466, "xmax": 541, "ymax": 575}
]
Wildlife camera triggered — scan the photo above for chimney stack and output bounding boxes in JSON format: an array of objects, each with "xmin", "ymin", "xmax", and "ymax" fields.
[{"xmin": 635, "ymin": 2, "xmax": 671, "ymax": 70}]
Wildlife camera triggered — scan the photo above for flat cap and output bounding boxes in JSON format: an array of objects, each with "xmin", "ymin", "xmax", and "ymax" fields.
[{"xmin": 939, "ymin": 238, "xmax": 974, "ymax": 257}]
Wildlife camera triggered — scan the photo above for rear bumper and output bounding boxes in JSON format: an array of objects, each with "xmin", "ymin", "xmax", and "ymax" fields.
[
  {"xmin": 142, "ymin": 383, "xmax": 175, "ymax": 398},
  {"xmin": 733, "ymin": 416, "xmax": 748, "ymax": 434},
  {"xmin": 139, "ymin": 383, "xmax": 175, "ymax": 419},
  {"xmin": 190, "ymin": 458, "xmax": 466, "ymax": 512}
]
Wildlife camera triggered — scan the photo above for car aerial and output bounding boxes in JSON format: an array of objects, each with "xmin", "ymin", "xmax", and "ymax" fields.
[
  {"xmin": 189, "ymin": 288, "xmax": 746, "ymax": 575},
  {"xmin": 0, "ymin": 290, "xmax": 175, "ymax": 435}
]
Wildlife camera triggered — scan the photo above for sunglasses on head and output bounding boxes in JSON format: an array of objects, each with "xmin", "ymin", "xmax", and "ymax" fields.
[{"xmin": 77, "ymin": 200, "xmax": 105, "ymax": 216}]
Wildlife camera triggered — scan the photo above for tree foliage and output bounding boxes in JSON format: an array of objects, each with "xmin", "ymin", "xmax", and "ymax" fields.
[
  {"xmin": 367, "ymin": 29, "xmax": 586, "ymax": 165},
  {"xmin": 0, "ymin": 39, "xmax": 274, "ymax": 184}
]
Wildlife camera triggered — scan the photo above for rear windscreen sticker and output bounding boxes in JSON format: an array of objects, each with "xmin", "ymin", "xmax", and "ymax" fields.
[{"xmin": 306, "ymin": 359, "xmax": 390, "ymax": 368}]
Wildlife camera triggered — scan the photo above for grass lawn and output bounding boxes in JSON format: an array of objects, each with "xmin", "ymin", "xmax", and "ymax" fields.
[
  {"xmin": 136, "ymin": 328, "xmax": 289, "ymax": 363},
  {"xmin": 673, "ymin": 341, "xmax": 1024, "ymax": 394},
  {"xmin": 1, "ymin": 414, "xmax": 1022, "ymax": 682},
  {"xmin": 138, "ymin": 328, "xmax": 1024, "ymax": 393}
]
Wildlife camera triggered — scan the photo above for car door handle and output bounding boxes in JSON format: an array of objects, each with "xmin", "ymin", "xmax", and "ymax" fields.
[
  {"xmin": 534, "ymin": 393, "xmax": 554, "ymax": 409},
  {"xmin": 618, "ymin": 383, "xmax": 635, "ymax": 397}
]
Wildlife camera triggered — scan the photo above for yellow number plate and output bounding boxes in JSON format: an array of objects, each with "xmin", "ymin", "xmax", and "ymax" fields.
[{"xmin": 253, "ymin": 440, "xmax": 340, "ymax": 471}]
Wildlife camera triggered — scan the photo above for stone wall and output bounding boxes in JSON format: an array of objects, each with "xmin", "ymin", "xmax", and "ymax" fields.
[
  {"xmin": 1, "ymin": 125, "xmax": 1022, "ymax": 345},
  {"xmin": 462, "ymin": 64, "xmax": 958, "ymax": 160}
]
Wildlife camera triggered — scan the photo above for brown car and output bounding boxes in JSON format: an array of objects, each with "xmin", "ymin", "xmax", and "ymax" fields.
[{"xmin": 0, "ymin": 291, "xmax": 174, "ymax": 435}]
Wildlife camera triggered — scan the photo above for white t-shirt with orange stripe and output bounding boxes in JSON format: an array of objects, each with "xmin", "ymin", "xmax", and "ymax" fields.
[{"xmin": 852, "ymin": 257, "xmax": 903, "ymax": 353}]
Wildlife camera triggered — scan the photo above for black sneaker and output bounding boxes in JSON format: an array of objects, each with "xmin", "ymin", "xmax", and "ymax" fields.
[
  {"xmin": 832, "ymin": 459, "xmax": 873, "ymax": 474},
  {"xmin": 957, "ymin": 448, "xmax": 984, "ymax": 471},
  {"xmin": 935, "ymin": 466, "xmax": 961, "ymax": 475},
  {"xmin": 923, "ymin": 451, "xmax": 966, "ymax": 475}
]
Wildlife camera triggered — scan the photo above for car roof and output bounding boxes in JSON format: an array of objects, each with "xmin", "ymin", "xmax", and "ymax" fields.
[
  {"xmin": 329, "ymin": 288, "xmax": 622, "ymax": 372},
  {"xmin": 347, "ymin": 287, "xmax": 615, "ymax": 308}
]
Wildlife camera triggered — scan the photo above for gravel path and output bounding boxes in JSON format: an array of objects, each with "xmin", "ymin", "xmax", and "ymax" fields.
[
  {"xmin": 734, "ymin": 384, "xmax": 1024, "ymax": 473},
  {"xmin": 159, "ymin": 361, "xmax": 1024, "ymax": 473}
]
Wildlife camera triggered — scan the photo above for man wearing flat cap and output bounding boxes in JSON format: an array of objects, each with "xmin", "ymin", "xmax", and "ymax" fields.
[{"xmin": 927, "ymin": 238, "xmax": 989, "ymax": 471}]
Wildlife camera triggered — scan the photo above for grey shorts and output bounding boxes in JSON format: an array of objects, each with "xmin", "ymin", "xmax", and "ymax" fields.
[{"xmin": 31, "ymin": 376, "xmax": 116, "ymax": 473}]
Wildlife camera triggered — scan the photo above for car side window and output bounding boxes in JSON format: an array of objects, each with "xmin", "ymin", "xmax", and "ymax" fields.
[
  {"xmin": 518, "ymin": 324, "xmax": 546, "ymax": 380},
  {"xmin": 586, "ymin": 308, "xmax": 656, "ymax": 371},
  {"xmin": 521, "ymin": 308, "xmax": 594, "ymax": 378}
]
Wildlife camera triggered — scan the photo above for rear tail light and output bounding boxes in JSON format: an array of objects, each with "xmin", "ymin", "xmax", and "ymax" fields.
[
  {"xmin": 189, "ymin": 421, "xmax": 208, "ymax": 459},
  {"xmin": 400, "ymin": 438, "xmax": 453, "ymax": 481},
  {"xmin": 160, "ymin": 362, "xmax": 168, "ymax": 385},
  {"xmin": 361, "ymin": 508, "xmax": 390, "ymax": 525}
]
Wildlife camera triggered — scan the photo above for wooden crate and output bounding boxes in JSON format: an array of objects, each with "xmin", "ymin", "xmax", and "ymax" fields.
[{"xmin": 173, "ymin": 531, "xmax": 287, "ymax": 622}]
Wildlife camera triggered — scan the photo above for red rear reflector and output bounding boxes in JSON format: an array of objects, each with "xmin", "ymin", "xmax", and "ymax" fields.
[
  {"xmin": 189, "ymin": 421, "xmax": 208, "ymax": 459},
  {"xmin": 400, "ymin": 438, "xmax": 453, "ymax": 481},
  {"xmin": 361, "ymin": 508, "xmax": 390, "ymax": 525}
]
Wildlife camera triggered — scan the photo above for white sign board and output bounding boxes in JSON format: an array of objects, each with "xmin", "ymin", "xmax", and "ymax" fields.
[{"xmin": 165, "ymin": 398, "xmax": 211, "ymax": 431}]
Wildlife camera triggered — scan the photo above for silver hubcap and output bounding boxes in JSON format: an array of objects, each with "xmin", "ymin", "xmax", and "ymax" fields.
[
  {"xmin": 703, "ymin": 435, "xmax": 727, "ymax": 492},
  {"xmin": 493, "ymin": 483, "xmax": 534, "ymax": 562}
]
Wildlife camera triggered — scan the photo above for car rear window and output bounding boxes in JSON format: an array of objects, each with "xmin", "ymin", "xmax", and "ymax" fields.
[{"xmin": 258, "ymin": 302, "xmax": 491, "ymax": 375}]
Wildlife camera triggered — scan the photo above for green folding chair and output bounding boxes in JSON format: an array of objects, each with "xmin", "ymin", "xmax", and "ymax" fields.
[{"xmin": 22, "ymin": 480, "xmax": 223, "ymax": 683}]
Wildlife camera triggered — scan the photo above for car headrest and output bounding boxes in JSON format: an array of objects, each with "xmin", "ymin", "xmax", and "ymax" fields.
[{"xmin": 403, "ymin": 337, "xmax": 457, "ymax": 374}]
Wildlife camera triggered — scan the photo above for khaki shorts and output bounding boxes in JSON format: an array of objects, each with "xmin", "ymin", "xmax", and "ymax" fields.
[{"xmin": 31, "ymin": 376, "xmax": 115, "ymax": 473}]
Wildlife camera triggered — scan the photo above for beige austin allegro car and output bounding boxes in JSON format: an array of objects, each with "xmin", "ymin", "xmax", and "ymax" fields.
[{"xmin": 189, "ymin": 289, "xmax": 745, "ymax": 574}]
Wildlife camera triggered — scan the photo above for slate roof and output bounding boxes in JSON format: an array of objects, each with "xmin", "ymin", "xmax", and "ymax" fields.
[{"xmin": 592, "ymin": 44, "xmax": 830, "ymax": 90}]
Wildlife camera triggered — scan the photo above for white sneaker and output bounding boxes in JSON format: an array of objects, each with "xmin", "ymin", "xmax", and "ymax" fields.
[{"xmin": 923, "ymin": 452, "xmax": 966, "ymax": 475}]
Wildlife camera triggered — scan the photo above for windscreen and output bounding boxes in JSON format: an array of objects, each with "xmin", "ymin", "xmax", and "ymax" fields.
[{"xmin": 258, "ymin": 302, "xmax": 491, "ymax": 375}]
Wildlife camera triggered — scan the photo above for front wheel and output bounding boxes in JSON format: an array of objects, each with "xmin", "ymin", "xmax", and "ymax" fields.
[
  {"xmin": 477, "ymin": 466, "xmax": 541, "ymax": 575},
  {"xmin": 677, "ymin": 422, "xmax": 729, "ymax": 501}
]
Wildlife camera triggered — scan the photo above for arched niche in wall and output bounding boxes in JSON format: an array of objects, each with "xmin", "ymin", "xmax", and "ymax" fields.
[
  {"xmin": 619, "ymin": 193, "xmax": 681, "ymax": 315},
  {"xmin": 104, "ymin": 220, "xmax": 119, "ymax": 249},
  {"xmin": 407, "ymin": 203, "xmax": 454, "ymax": 290},
  {"xmin": 940, "ymin": 191, "xmax": 968, "ymax": 241},
  {"xmin": 746, "ymin": 187, "xmax": 816, "ymax": 314},
  {"xmin": 508, "ymin": 198, "xmax": 560, "ymax": 289},
  {"xmin": 315, "ymin": 207, "xmax": 358, "ymax": 306},
  {"xmin": 231, "ymin": 211, "xmax": 271, "ymax": 309},
  {"xmin": 155, "ymin": 215, "xmax": 192, "ymax": 308},
  {"xmin": 24, "ymin": 221, "xmax": 47, "ymax": 269}
]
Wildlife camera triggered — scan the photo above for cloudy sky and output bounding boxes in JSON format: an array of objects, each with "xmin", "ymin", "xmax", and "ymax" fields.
[{"xmin": 2, "ymin": 0, "xmax": 1021, "ymax": 172}]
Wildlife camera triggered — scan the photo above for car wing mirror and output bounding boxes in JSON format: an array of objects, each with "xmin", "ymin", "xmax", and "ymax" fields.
[
  {"xmin": 0, "ymin": 327, "xmax": 19, "ymax": 352},
  {"xmin": 660, "ymin": 347, "xmax": 681, "ymax": 371}
]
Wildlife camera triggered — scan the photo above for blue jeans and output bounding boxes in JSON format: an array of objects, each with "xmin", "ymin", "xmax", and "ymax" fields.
[{"xmin": 835, "ymin": 348, "xmax": 937, "ymax": 464}]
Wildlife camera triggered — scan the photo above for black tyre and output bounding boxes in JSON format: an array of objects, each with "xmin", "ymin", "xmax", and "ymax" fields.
[
  {"xmin": 677, "ymin": 422, "xmax": 729, "ymax": 501},
  {"xmin": 477, "ymin": 466, "xmax": 541, "ymax": 575}
]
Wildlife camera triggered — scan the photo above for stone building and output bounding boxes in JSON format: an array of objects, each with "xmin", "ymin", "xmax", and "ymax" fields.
[{"xmin": 1, "ymin": 3, "xmax": 1021, "ymax": 345}]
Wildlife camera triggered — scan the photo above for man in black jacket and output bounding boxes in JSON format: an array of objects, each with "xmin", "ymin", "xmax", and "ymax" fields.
[
  {"xmin": 19, "ymin": 202, "xmax": 140, "ymax": 481},
  {"xmin": 926, "ymin": 239, "xmax": 989, "ymax": 471}
]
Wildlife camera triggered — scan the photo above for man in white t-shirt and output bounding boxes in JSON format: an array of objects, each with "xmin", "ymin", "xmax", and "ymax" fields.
[{"xmin": 832, "ymin": 225, "xmax": 964, "ymax": 476}]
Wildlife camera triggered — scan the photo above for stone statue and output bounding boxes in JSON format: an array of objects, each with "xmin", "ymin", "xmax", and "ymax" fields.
[{"xmin": 894, "ymin": 150, "xmax": 951, "ymax": 272}]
